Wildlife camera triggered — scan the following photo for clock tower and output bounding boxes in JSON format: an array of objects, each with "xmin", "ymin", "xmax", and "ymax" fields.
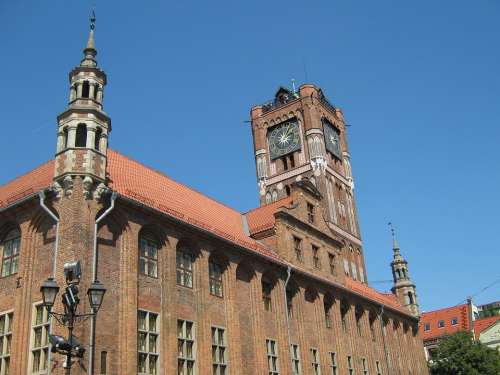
[{"xmin": 250, "ymin": 84, "xmax": 366, "ymax": 281}]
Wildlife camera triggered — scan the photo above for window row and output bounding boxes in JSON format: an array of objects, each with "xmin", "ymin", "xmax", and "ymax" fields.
[
  {"xmin": 292, "ymin": 236, "xmax": 337, "ymax": 276},
  {"xmin": 139, "ymin": 237, "xmax": 224, "ymax": 298},
  {"xmin": 137, "ymin": 311, "xmax": 228, "ymax": 375},
  {"xmin": 423, "ymin": 317, "xmax": 458, "ymax": 331}
]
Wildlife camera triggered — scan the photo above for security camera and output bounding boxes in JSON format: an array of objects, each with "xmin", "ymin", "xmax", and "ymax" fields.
[{"xmin": 63, "ymin": 261, "xmax": 81, "ymax": 284}]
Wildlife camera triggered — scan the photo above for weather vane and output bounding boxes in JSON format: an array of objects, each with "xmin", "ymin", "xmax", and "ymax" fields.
[
  {"xmin": 90, "ymin": 9, "xmax": 96, "ymax": 31},
  {"xmin": 388, "ymin": 222, "xmax": 396, "ymax": 239}
]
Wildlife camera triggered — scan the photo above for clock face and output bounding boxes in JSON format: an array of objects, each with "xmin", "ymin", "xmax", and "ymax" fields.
[
  {"xmin": 323, "ymin": 119, "xmax": 342, "ymax": 160},
  {"xmin": 268, "ymin": 119, "xmax": 301, "ymax": 160}
]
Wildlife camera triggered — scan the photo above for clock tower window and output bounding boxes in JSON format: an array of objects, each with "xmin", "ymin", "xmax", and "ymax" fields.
[
  {"xmin": 82, "ymin": 80, "xmax": 90, "ymax": 98},
  {"xmin": 94, "ymin": 127, "xmax": 102, "ymax": 151}
]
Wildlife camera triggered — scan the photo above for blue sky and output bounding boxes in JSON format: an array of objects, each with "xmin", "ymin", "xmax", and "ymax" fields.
[{"xmin": 1, "ymin": 0, "xmax": 499, "ymax": 312}]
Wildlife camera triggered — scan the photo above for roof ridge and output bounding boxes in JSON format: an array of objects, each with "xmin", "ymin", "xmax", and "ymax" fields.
[
  {"xmin": 108, "ymin": 149, "xmax": 250, "ymax": 215},
  {"xmin": 421, "ymin": 303, "xmax": 468, "ymax": 315},
  {"xmin": 244, "ymin": 196, "xmax": 293, "ymax": 215}
]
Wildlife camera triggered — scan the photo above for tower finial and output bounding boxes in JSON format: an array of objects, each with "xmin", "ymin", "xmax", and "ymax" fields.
[
  {"xmin": 90, "ymin": 9, "xmax": 96, "ymax": 31},
  {"xmin": 388, "ymin": 222, "xmax": 399, "ymax": 251},
  {"xmin": 81, "ymin": 9, "xmax": 97, "ymax": 67}
]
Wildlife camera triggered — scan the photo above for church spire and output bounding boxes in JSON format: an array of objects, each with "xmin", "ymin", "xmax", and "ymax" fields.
[
  {"xmin": 388, "ymin": 223, "xmax": 420, "ymax": 317},
  {"xmin": 81, "ymin": 10, "xmax": 98, "ymax": 68}
]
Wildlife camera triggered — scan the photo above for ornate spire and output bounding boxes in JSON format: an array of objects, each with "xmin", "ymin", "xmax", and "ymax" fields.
[
  {"xmin": 81, "ymin": 10, "xmax": 97, "ymax": 68},
  {"xmin": 388, "ymin": 222, "xmax": 402, "ymax": 259}
]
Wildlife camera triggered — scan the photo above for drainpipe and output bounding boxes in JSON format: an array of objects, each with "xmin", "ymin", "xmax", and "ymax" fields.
[
  {"xmin": 38, "ymin": 189, "xmax": 60, "ymax": 375},
  {"xmin": 379, "ymin": 304, "xmax": 392, "ymax": 375},
  {"xmin": 283, "ymin": 266, "xmax": 293, "ymax": 370},
  {"xmin": 89, "ymin": 192, "xmax": 117, "ymax": 375}
]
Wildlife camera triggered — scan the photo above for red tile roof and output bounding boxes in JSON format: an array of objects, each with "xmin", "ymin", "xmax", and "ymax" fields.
[
  {"xmin": 420, "ymin": 304, "xmax": 471, "ymax": 340},
  {"xmin": 474, "ymin": 315, "xmax": 500, "ymax": 339},
  {"xmin": 245, "ymin": 197, "xmax": 293, "ymax": 235},
  {"xmin": 0, "ymin": 160, "xmax": 54, "ymax": 209},
  {"xmin": 345, "ymin": 278, "xmax": 411, "ymax": 315},
  {"xmin": 0, "ymin": 150, "xmax": 411, "ymax": 316}
]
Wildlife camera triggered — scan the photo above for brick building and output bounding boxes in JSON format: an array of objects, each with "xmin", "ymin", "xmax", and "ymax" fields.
[{"xmin": 0, "ymin": 21, "xmax": 428, "ymax": 375}]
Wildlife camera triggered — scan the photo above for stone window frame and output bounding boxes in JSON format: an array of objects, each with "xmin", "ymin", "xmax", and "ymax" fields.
[
  {"xmin": 178, "ymin": 319, "xmax": 196, "ymax": 375},
  {"xmin": 29, "ymin": 303, "xmax": 50, "ymax": 375},
  {"xmin": 208, "ymin": 261, "xmax": 224, "ymax": 298},
  {"xmin": 328, "ymin": 352, "xmax": 338, "ymax": 375},
  {"xmin": 307, "ymin": 202, "xmax": 315, "ymax": 224},
  {"xmin": 290, "ymin": 343, "xmax": 301, "ymax": 375},
  {"xmin": 311, "ymin": 244, "xmax": 321, "ymax": 269},
  {"xmin": 327, "ymin": 253, "xmax": 336, "ymax": 275},
  {"xmin": 266, "ymin": 338, "xmax": 280, "ymax": 375},
  {"xmin": 1, "ymin": 229, "xmax": 20, "ymax": 278},
  {"xmin": 310, "ymin": 347, "xmax": 321, "ymax": 375},
  {"xmin": 137, "ymin": 310, "xmax": 159, "ymax": 375},
  {"xmin": 347, "ymin": 355, "xmax": 354, "ymax": 375},
  {"xmin": 0, "ymin": 310, "xmax": 13, "ymax": 375},
  {"xmin": 211, "ymin": 326, "xmax": 227, "ymax": 375},
  {"xmin": 139, "ymin": 235, "xmax": 159, "ymax": 278}
]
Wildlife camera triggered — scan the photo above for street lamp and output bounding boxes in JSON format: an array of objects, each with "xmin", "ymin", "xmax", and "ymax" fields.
[{"xmin": 40, "ymin": 261, "xmax": 106, "ymax": 374}]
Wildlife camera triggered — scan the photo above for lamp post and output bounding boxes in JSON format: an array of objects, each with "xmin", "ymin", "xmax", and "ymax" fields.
[{"xmin": 40, "ymin": 261, "xmax": 106, "ymax": 374}]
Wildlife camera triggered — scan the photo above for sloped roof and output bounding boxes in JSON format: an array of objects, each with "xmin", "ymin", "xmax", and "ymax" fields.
[
  {"xmin": 345, "ymin": 278, "xmax": 411, "ymax": 315},
  {"xmin": 245, "ymin": 197, "xmax": 293, "ymax": 235},
  {"xmin": 420, "ymin": 304, "xmax": 471, "ymax": 340},
  {"xmin": 474, "ymin": 315, "xmax": 500, "ymax": 339},
  {"xmin": 0, "ymin": 149, "xmax": 411, "ymax": 316}
]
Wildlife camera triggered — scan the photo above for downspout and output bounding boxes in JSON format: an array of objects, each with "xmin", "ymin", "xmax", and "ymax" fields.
[
  {"xmin": 38, "ymin": 189, "xmax": 60, "ymax": 375},
  {"xmin": 283, "ymin": 266, "xmax": 293, "ymax": 370},
  {"xmin": 89, "ymin": 192, "xmax": 117, "ymax": 375},
  {"xmin": 379, "ymin": 304, "xmax": 392, "ymax": 375}
]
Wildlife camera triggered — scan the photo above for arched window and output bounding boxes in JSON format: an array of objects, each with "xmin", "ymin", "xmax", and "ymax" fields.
[
  {"xmin": 396, "ymin": 269, "xmax": 401, "ymax": 279},
  {"xmin": 94, "ymin": 127, "xmax": 102, "ymax": 151},
  {"xmin": 1, "ymin": 229, "xmax": 21, "ymax": 277},
  {"xmin": 209, "ymin": 260, "xmax": 223, "ymax": 297},
  {"xmin": 75, "ymin": 124, "xmax": 87, "ymax": 147},
  {"xmin": 285, "ymin": 185, "xmax": 291, "ymax": 197},
  {"xmin": 340, "ymin": 301, "xmax": 349, "ymax": 332},
  {"xmin": 324, "ymin": 294, "xmax": 334, "ymax": 328},
  {"xmin": 355, "ymin": 306, "xmax": 363, "ymax": 336},
  {"xmin": 63, "ymin": 127, "xmax": 69, "ymax": 149},
  {"xmin": 265, "ymin": 192, "xmax": 272, "ymax": 204},
  {"xmin": 139, "ymin": 234, "xmax": 158, "ymax": 278},
  {"xmin": 82, "ymin": 80, "xmax": 90, "ymax": 98},
  {"xmin": 271, "ymin": 190, "xmax": 278, "ymax": 202},
  {"xmin": 408, "ymin": 291, "xmax": 415, "ymax": 305},
  {"xmin": 369, "ymin": 312, "xmax": 377, "ymax": 341},
  {"xmin": 262, "ymin": 277, "xmax": 273, "ymax": 312}
]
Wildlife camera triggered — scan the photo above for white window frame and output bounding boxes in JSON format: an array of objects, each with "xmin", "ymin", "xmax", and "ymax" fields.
[
  {"xmin": 29, "ymin": 303, "xmax": 50, "ymax": 375},
  {"xmin": 178, "ymin": 319, "xmax": 196, "ymax": 375},
  {"xmin": 0, "ymin": 310, "xmax": 13, "ymax": 375},
  {"xmin": 266, "ymin": 339, "xmax": 279, "ymax": 375},
  {"xmin": 290, "ymin": 344, "xmax": 301, "ymax": 375},
  {"xmin": 211, "ymin": 326, "xmax": 227, "ymax": 375},
  {"xmin": 137, "ymin": 310, "xmax": 159, "ymax": 375}
]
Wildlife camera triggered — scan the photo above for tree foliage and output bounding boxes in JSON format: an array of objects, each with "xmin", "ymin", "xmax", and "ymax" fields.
[{"xmin": 428, "ymin": 331, "xmax": 500, "ymax": 375}]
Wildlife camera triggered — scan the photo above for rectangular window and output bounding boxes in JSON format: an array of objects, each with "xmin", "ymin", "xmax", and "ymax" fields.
[
  {"xmin": 351, "ymin": 261, "xmax": 358, "ymax": 281},
  {"xmin": 451, "ymin": 318, "xmax": 458, "ymax": 326},
  {"xmin": 138, "ymin": 310, "xmax": 159, "ymax": 375},
  {"xmin": 424, "ymin": 323, "xmax": 430, "ymax": 331},
  {"xmin": 209, "ymin": 261, "xmax": 223, "ymax": 297},
  {"xmin": 212, "ymin": 327, "xmax": 227, "ymax": 375},
  {"xmin": 100, "ymin": 351, "xmax": 107, "ymax": 375},
  {"xmin": 1, "ymin": 232, "xmax": 20, "ymax": 278},
  {"xmin": 328, "ymin": 253, "xmax": 336, "ymax": 275},
  {"xmin": 139, "ymin": 236, "xmax": 158, "ymax": 278},
  {"xmin": 176, "ymin": 251, "xmax": 193, "ymax": 288},
  {"xmin": 376, "ymin": 360, "xmax": 382, "ymax": 375},
  {"xmin": 359, "ymin": 266, "xmax": 365, "ymax": 283},
  {"xmin": 310, "ymin": 348, "xmax": 321, "ymax": 375},
  {"xmin": 263, "ymin": 281, "xmax": 272, "ymax": 312},
  {"xmin": 290, "ymin": 344, "xmax": 301, "ymax": 375},
  {"xmin": 362, "ymin": 358, "xmax": 368, "ymax": 375},
  {"xmin": 347, "ymin": 356, "xmax": 354, "ymax": 375},
  {"xmin": 329, "ymin": 352, "xmax": 338, "ymax": 375},
  {"xmin": 0, "ymin": 312, "xmax": 13, "ymax": 375},
  {"xmin": 293, "ymin": 237, "xmax": 303, "ymax": 262},
  {"xmin": 438, "ymin": 320, "xmax": 445, "ymax": 328},
  {"xmin": 30, "ymin": 304, "xmax": 49, "ymax": 374},
  {"xmin": 307, "ymin": 203, "xmax": 315, "ymax": 224},
  {"xmin": 178, "ymin": 320, "xmax": 195, "ymax": 375},
  {"xmin": 266, "ymin": 339, "xmax": 279, "ymax": 375},
  {"xmin": 312, "ymin": 245, "xmax": 321, "ymax": 269}
]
